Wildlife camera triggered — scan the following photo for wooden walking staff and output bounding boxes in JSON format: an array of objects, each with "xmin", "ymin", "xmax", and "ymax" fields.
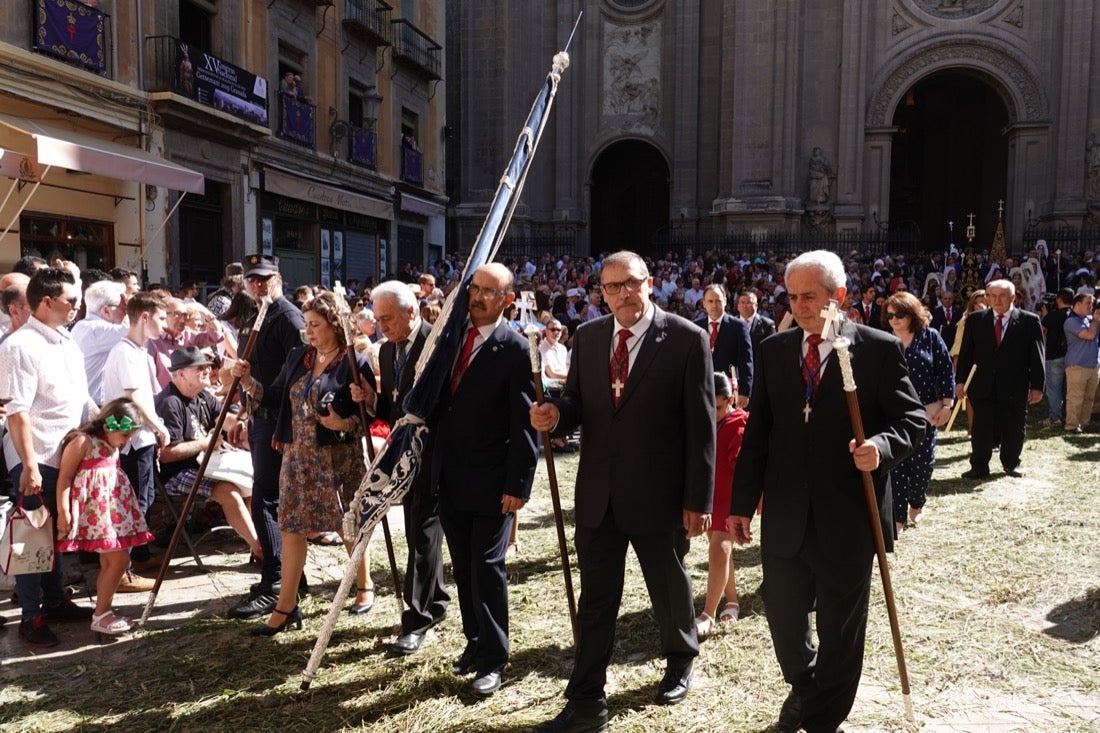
[
  {"xmin": 819, "ymin": 300, "xmax": 914, "ymax": 722},
  {"xmin": 332, "ymin": 281, "xmax": 404, "ymax": 617},
  {"xmin": 138, "ymin": 297, "xmax": 273, "ymax": 625},
  {"xmin": 945, "ymin": 364, "xmax": 977, "ymax": 433},
  {"xmin": 524, "ymin": 326, "xmax": 578, "ymax": 644}
]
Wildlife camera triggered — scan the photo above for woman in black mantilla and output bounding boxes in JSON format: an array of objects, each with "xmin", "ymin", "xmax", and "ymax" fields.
[{"xmin": 233, "ymin": 291, "xmax": 376, "ymax": 635}]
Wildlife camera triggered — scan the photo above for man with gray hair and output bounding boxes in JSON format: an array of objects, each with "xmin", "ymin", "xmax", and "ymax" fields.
[
  {"xmin": 71, "ymin": 279, "xmax": 128, "ymax": 404},
  {"xmin": 352, "ymin": 279, "xmax": 450, "ymax": 655},
  {"xmin": 956, "ymin": 278, "xmax": 1044, "ymax": 478},
  {"xmin": 729, "ymin": 250, "xmax": 924, "ymax": 733}
]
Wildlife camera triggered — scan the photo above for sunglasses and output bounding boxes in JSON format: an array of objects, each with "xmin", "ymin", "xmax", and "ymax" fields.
[
  {"xmin": 885, "ymin": 312, "xmax": 908, "ymax": 320},
  {"xmin": 51, "ymin": 295, "xmax": 80, "ymax": 307}
]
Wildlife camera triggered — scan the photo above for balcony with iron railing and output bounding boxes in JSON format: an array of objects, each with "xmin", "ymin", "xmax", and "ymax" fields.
[
  {"xmin": 401, "ymin": 145, "xmax": 423, "ymax": 185},
  {"xmin": 145, "ymin": 36, "xmax": 270, "ymax": 129},
  {"xmin": 390, "ymin": 19, "xmax": 442, "ymax": 80},
  {"xmin": 348, "ymin": 124, "xmax": 377, "ymax": 169},
  {"xmin": 32, "ymin": 0, "xmax": 113, "ymax": 77},
  {"xmin": 343, "ymin": 0, "xmax": 393, "ymax": 46},
  {"xmin": 279, "ymin": 93, "xmax": 316, "ymax": 148}
]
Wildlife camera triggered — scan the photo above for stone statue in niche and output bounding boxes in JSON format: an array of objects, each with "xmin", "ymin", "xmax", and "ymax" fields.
[
  {"xmin": 1086, "ymin": 132, "xmax": 1100, "ymax": 199},
  {"xmin": 807, "ymin": 147, "xmax": 835, "ymax": 206}
]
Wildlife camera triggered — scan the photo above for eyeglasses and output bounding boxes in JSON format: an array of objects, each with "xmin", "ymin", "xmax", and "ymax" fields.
[
  {"xmin": 885, "ymin": 312, "xmax": 908, "ymax": 320},
  {"xmin": 246, "ymin": 274, "xmax": 274, "ymax": 284},
  {"xmin": 467, "ymin": 283, "xmax": 504, "ymax": 299},
  {"xmin": 546, "ymin": 327, "xmax": 562, "ymax": 332},
  {"xmin": 601, "ymin": 278, "xmax": 645, "ymax": 295}
]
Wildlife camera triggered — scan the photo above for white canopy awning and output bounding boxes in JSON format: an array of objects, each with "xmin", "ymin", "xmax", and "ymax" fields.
[{"xmin": 0, "ymin": 113, "xmax": 205, "ymax": 194}]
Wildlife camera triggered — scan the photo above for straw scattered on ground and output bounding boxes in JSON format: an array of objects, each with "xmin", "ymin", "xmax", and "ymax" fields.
[{"xmin": 1, "ymin": 413, "xmax": 1098, "ymax": 732}]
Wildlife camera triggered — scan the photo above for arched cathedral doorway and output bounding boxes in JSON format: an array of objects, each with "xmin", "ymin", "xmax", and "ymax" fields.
[
  {"xmin": 889, "ymin": 72, "xmax": 1009, "ymax": 252},
  {"xmin": 589, "ymin": 140, "xmax": 669, "ymax": 256}
]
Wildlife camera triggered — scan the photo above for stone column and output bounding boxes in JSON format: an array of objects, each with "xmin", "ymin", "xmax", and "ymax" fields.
[
  {"xmin": 1051, "ymin": 0, "xmax": 1093, "ymax": 218},
  {"xmin": 834, "ymin": 0, "xmax": 870, "ymax": 232},
  {"xmin": 862, "ymin": 126, "xmax": 896, "ymax": 232}
]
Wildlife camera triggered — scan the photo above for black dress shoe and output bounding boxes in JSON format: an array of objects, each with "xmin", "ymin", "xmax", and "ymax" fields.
[
  {"xmin": 960, "ymin": 469, "xmax": 990, "ymax": 480},
  {"xmin": 1003, "ymin": 467, "xmax": 1024, "ymax": 477},
  {"xmin": 654, "ymin": 660, "xmax": 693, "ymax": 705},
  {"xmin": 533, "ymin": 700, "xmax": 609, "ymax": 733},
  {"xmin": 470, "ymin": 671, "xmax": 501, "ymax": 696},
  {"xmin": 777, "ymin": 688, "xmax": 803, "ymax": 730},
  {"xmin": 452, "ymin": 644, "xmax": 477, "ymax": 675},
  {"xmin": 393, "ymin": 631, "xmax": 425, "ymax": 655},
  {"xmin": 228, "ymin": 588, "xmax": 279, "ymax": 620}
]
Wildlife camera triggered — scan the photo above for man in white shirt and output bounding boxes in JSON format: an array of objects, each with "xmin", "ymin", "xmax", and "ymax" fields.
[
  {"xmin": 102, "ymin": 292, "xmax": 172, "ymax": 581},
  {"xmin": 539, "ymin": 319, "xmax": 570, "ymax": 389},
  {"xmin": 683, "ymin": 277, "xmax": 706, "ymax": 311},
  {"xmin": 71, "ymin": 280, "xmax": 128, "ymax": 404},
  {"xmin": 0, "ymin": 267, "xmax": 98, "ymax": 647}
]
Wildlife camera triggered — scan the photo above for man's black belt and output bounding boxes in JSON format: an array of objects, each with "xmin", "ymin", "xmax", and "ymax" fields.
[{"xmin": 251, "ymin": 407, "xmax": 278, "ymax": 421}]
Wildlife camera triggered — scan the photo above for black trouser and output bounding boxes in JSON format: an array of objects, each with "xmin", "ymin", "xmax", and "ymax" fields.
[
  {"xmin": 566, "ymin": 509, "xmax": 697, "ymax": 702},
  {"xmin": 249, "ymin": 416, "xmax": 282, "ymax": 586},
  {"xmin": 400, "ymin": 483, "xmax": 450, "ymax": 635},
  {"xmin": 969, "ymin": 395, "xmax": 1027, "ymax": 472},
  {"xmin": 762, "ymin": 523, "xmax": 873, "ymax": 733},
  {"xmin": 120, "ymin": 443, "xmax": 156, "ymax": 562}
]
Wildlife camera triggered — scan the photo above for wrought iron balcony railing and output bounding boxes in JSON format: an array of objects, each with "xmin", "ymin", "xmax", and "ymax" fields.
[
  {"xmin": 343, "ymin": 0, "xmax": 393, "ymax": 46},
  {"xmin": 390, "ymin": 19, "xmax": 441, "ymax": 80}
]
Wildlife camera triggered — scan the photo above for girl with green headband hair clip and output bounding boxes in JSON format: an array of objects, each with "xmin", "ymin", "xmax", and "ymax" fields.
[{"xmin": 56, "ymin": 397, "xmax": 155, "ymax": 637}]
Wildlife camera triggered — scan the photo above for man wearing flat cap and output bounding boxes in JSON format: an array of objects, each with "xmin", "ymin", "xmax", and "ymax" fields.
[{"xmin": 228, "ymin": 254, "xmax": 307, "ymax": 619}]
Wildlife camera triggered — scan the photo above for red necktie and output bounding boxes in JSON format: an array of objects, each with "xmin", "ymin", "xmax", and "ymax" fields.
[
  {"xmin": 803, "ymin": 334, "xmax": 824, "ymax": 389},
  {"xmin": 944, "ymin": 307, "xmax": 951, "ymax": 326},
  {"xmin": 609, "ymin": 329, "xmax": 631, "ymax": 406},
  {"xmin": 994, "ymin": 315, "xmax": 1003, "ymax": 347},
  {"xmin": 450, "ymin": 326, "xmax": 478, "ymax": 394},
  {"xmin": 865, "ymin": 304, "xmax": 872, "ymax": 322},
  {"xmin": 709, "ymin": 322, "xmax": 719, "ymax": 352}
]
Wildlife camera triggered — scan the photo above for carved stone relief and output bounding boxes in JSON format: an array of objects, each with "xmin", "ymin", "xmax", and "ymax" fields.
[
  {"xmin": 602, "ymin": 19, "xmax": 661, "ymax": 132},
  {"xmin": 912, "ymin": 0, "xmax": 997, "ymax": 19}
]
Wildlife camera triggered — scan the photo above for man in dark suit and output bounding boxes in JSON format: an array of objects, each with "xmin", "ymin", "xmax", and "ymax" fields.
[
  {"xmin": 531, "ymin": 251, "xmax": 715, "ymax": 732},
  {"xmin": 729, "ymin": 250, "xmax": 925, "ymax": 733},
  {"xmin": 929, "ymin": 290, "xmax": 963, "ymax": 350},
  {"xmin": 697, "ymin": 284, "xmax": 753, "ymax": 406},
  {"xmin": 956, "ymin": 278, "xmax": 1045, "ymax": 478},
  {"xmin": 362, "ymin": 281, "xmax": 449, "ymax": 655},
  {"xmin": 736, "ymin": 289, "xmax": 777, "ymax": 361},
  {"xmin": 229, "ymin": 254, "xmax": 307, "ymax": 619},
  {"xmin": 855, "ymin": 284, "xmax": 883, "ymax": 329},
  {"xmin": 432, "ymin": 263, "xmax": 538, "ymax": 696}
]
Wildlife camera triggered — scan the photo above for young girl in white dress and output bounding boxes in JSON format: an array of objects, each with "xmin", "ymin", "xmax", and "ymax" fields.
[{"xmin": 56, "ymin": 398, "xmax": 155, "ymax": 636}]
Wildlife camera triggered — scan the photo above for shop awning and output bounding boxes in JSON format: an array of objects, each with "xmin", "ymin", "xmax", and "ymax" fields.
[
  {"xmin": 400, "ymin": 193, "xmax": 446, "ymax": 218},
  {"xmin": 264, "ymin": 168, "xmax": 393, "ymax": 220},
  {"xmin": 0, "ymin": 113, "xmax": 205, "ymax": 194}
]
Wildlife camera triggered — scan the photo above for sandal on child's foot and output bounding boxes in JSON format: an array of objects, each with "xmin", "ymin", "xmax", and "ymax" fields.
[
  {"xmin": 718, "ymin": 602, "xmax": 740, "ymax": 622},
  {"xmin": 91, "ymin": 610, "xmax": 132, "ymax": 635},
  {"xmin": 694, "ymin": 611, "xmax": 715, "ymax": 636}
]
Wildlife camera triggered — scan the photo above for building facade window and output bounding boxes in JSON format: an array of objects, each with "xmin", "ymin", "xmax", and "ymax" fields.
[{"xmin": 20, "ymin": 213, "xmax": 114, "ymax": 271}]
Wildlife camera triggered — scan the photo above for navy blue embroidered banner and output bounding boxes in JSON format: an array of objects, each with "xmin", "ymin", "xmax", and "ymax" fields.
[{"xmin": 35, "ymin": 0, "xmax": 106, "ymax": 73}]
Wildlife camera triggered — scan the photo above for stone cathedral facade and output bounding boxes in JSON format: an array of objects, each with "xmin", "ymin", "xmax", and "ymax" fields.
[{"xmin": 445, "ymin": 1, "xmax": 1099, "ymax": 256}]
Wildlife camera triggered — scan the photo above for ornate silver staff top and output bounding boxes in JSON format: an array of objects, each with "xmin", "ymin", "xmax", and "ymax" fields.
[
  {"xmin": 819, "ymin": 299, "xmax": 855, "ymax": 392},
  {"xmin": 524, "ymin": 325, "xmax": 542, "ymax": 374}
]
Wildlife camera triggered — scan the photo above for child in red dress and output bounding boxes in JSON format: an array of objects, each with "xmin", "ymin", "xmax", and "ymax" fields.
[{"xmin": 696, "ymin": 373, "xmax": 748, "ymax": 635}]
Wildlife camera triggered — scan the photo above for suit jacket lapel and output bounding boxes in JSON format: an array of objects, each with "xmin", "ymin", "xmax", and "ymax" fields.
[{"xmin": 399, "ymin": 321, "xmax": 431, "ymax": 394}]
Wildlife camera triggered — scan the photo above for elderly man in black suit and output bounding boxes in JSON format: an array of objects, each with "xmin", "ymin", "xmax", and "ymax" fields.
[
  {"xmin": 697, "ymin": 284, "xmax": 753, "ymax": 406},
  {"xmin": 729, "ymin": 250, "xmax": 925, "ymax": 733},
  {"xmin": 956, "ymin": 278, "xmax": 1045, "ymax": 478},
  {"xmin": 531, "ymin": 250, "xmax": 715, "ymax": 732},
  {"xmin": 432, "ymin": 263, "xmax": 538, "ymax": 697},
  {"xmin": 356, "ymin": 281, "xmax": 450, "ymax": 655},
  {"xmin": 929, "ymin": 290, "xmax": 962, "ymax": 350},
  {"xmin": 736, "ymin": 289, "xmax": 777, "ymax": 360}
]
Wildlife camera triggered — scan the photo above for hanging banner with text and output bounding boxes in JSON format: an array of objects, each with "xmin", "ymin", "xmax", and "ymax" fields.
[{"xmin": 175, "ymin": 41, "xmax": 268, "ymax": 126}]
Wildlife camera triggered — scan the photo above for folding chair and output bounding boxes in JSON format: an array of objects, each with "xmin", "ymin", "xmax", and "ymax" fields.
[{"xmin": 153, "ymin": 471, "xmax": 235, "ymax": 572}]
